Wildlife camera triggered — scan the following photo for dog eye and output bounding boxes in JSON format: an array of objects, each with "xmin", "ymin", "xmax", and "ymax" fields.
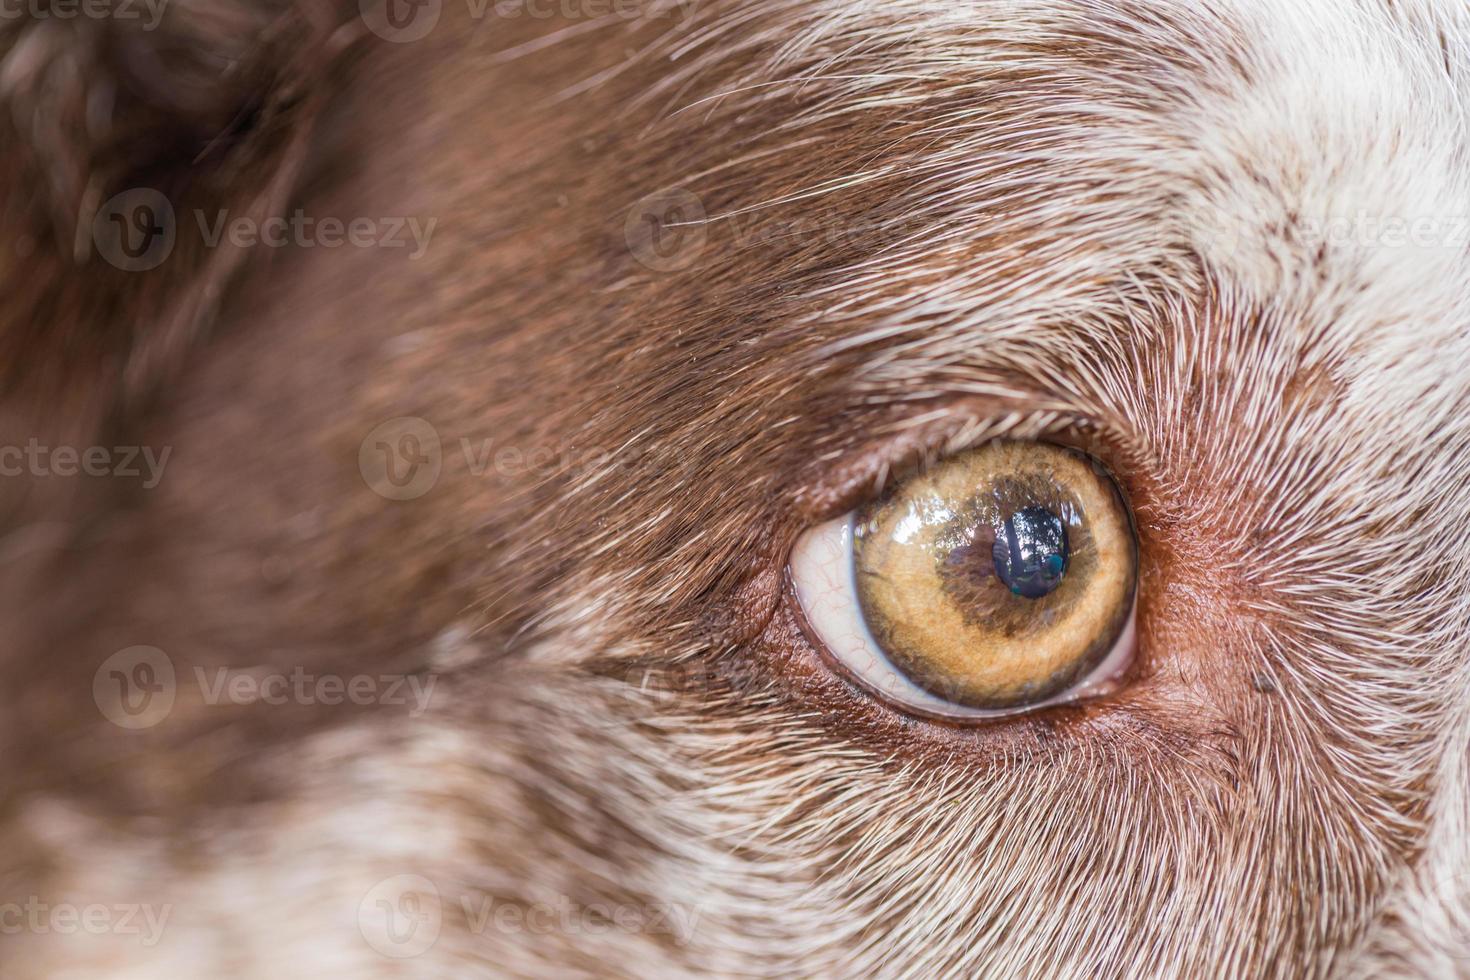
[{"xmin": 790, "ymin": 441, "xmax": 1138, "ymax": 720}]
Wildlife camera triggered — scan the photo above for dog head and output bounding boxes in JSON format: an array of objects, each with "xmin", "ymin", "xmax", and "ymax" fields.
[{"xmin": 2, "ymin": 0, "xmax": 1469, "ymax": 975}]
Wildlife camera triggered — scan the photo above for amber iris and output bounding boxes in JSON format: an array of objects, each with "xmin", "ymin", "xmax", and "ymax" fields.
[{"xmin": 852, "ymin": 441, "xmax": 1135, "ymax": 709}]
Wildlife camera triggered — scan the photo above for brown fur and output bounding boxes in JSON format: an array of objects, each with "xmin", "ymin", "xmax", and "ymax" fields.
[{"xmin": 2, "ymin": 0, "xmax": 1469, "ymax": 976}]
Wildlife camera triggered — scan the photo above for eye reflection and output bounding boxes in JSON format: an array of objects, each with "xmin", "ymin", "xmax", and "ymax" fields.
[{"xmin": 993, "ymin": 505, "xmax": 1069, "ymax": 599}]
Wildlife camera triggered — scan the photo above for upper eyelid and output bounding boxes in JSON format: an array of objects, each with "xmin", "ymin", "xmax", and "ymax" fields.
[{"xmin": 793, "ymin": 402, "xmax": 1127, "ymax": 525}]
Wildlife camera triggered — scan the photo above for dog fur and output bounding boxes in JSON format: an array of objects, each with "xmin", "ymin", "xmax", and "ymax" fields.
[{"xmin": 1, "ymin": 0, "xmax": 1469, "ymax": 976}]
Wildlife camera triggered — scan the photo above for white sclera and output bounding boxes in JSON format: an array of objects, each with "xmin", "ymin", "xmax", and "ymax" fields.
[{"xmin": 789, "ymin": 513, "xmax": 1136, "ymax": 721}]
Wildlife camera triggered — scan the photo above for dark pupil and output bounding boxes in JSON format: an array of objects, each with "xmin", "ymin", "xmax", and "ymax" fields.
[{"xmin": 991, "ymin": 505, "xmax": 1069, "ymax": 599}]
